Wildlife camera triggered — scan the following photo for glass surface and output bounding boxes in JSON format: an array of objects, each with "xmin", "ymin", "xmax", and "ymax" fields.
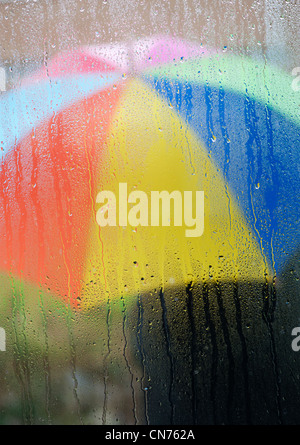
[{"xmin": 0, "ymin": 0, "xmax": 299, "ymax": 425}]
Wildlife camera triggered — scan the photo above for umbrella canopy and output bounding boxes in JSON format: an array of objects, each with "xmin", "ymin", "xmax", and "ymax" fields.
[{"xmin": 0, "ymin": 36, "xmax": 298, "ymax": 310}]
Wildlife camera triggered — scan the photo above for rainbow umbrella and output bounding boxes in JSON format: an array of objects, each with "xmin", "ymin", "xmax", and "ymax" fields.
[{"xmin": 0, "ymin": 36, "xmax": 299, "ymax": 310}]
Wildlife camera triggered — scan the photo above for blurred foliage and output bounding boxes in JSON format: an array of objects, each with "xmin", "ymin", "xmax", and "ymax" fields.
[{"xmin": 0, "ymin": 273, "xmax": 145, "ymax": 424}]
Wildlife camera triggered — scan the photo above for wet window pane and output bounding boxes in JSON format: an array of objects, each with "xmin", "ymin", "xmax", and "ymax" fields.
[{"xmin": 0, "ymin": 0, "xmax": 299, "ymax": 425}]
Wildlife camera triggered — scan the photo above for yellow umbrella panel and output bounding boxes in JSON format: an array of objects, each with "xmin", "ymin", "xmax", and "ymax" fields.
[{"xmin": 82, "ymin": 80, "xmax": 268, "ymax": 310}]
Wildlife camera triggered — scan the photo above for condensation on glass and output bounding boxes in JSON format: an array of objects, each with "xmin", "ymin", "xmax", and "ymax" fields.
[{"xmin": 0, "ymin": 0, "xmax": 299, "ymax": 425}]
